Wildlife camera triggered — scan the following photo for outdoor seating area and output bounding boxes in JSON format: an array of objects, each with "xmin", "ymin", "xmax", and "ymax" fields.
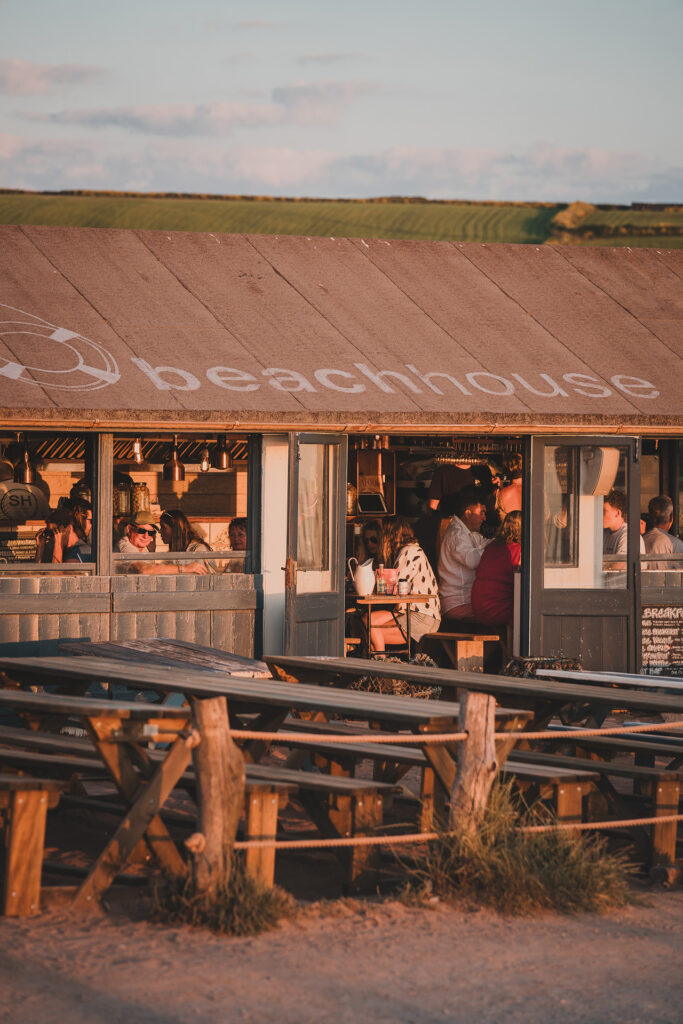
[{"xmin": 0, "ymin": 641, "xmax": 681, "ymax": 916}]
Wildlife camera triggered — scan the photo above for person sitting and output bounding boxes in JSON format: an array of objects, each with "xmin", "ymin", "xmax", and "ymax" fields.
[
  {"xmin": 35, "ymin": 508, "xmax": 91, "ymax": 563},
  {"xmin": 471, "ymin": 511, "xmax": 522, "ymax": 627},
  {"xmin": 437, "ymin": 485, "xmax": 490, "ymax": 621},
  {"xmin": 360, "ymin": 518, "xmax": 383, "ymax": 568},
  {"xmin": 643, "ymin": 495, "xmax": 683, "ymax": 569},
  {"xmin": 115, "ymin": 511, "xmax": 157, "ymax": 555},
  {"xmin": 228, "ymin": 516, "xmax": 248, "ymax": 552},
  {"xmin": 130, "ymin": 509, "xmax": 211, "ymax": 575},
  {"xmin": 367, "ymin": 516, "xmax": 440, "ymax": 654}
]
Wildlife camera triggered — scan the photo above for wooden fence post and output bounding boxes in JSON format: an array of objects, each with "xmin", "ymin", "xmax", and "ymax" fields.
[
  {"xmin": 186, "ymin": 696, "xmax": 245, "ymax": 894},
  {"xmin": 449, "ymin": 690, "xmax": 497, "ymax": 832}
]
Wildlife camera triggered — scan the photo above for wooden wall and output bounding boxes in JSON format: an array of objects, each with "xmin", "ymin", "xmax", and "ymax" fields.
[{"xmin": 0, "ymin": 574, "xmax": 259, "ymax": 658}]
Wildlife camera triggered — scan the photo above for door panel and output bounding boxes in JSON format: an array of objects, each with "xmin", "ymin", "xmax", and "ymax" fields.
[
  {"xmin": 285, "ymin": 433, "xmax": 347, "ymax": 656},
  {"xmin": 529, "ymin": 436, "xmax": 640, "ymax": 671}
]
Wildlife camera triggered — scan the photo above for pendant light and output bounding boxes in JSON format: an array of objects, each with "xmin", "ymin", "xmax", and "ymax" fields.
[
  {"xmin": 163, "ymin": 435, "xmax": 185, "ymax": 482},
  {"xmin": 132, "ymin": 437, "xmax": 144, "ymax": 464},
  {"xmin": 0, "ymin": 445, "xmax": 13, "ymax": 482},
  {"xmin": 199, "ymin": 443, "xmax": 211, "ymax": 473},
  {"xmin": 13, "ymin": 434, "xmax": 36, "ymax": 484},
  {"xmin": 211, "ymin": 435, "xmax": 232, "ymax": 471}
]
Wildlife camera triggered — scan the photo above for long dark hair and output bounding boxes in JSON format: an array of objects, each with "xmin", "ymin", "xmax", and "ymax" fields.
[
  {"xmin": 160, "ymin": 509, "xmax": 210, "ymax": 553},
  {"xmin": 380, "ymin": 516, "xmax": 416, "ymax": 567}
]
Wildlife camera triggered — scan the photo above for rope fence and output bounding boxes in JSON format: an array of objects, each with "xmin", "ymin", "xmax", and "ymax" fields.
[
  {"xmin": 234, "ymin": 812, "xmax": 683, "ymax": 851},
  {"xmin": 230, "ymin": 719, "xmax": 683, "ymax": 745}
]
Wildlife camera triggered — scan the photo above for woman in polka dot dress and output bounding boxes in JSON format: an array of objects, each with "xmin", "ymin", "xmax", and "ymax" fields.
[{"xmin": 368, "ymin": 516, "xmax": 441, "ymax": 653}]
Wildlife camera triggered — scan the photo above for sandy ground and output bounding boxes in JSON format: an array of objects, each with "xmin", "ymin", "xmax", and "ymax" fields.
[{"xmin": 0, "ymin": 891, "xmax": 681, "ymax": 1024}]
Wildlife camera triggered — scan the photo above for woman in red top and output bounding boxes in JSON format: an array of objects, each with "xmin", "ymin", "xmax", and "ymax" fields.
[{"xmin": 471, "ymin": 511, "xmax": 522, "ymax": 627}]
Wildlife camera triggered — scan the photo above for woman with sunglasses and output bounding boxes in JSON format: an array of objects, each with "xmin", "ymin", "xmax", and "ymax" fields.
[{"xmin": 360, "ymin": 519, "xmax": 383, "ymax": 568}]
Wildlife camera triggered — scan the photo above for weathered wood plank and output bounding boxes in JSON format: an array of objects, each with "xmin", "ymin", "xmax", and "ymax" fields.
[{"xmin": 3, "ymin": 788, "xmax": 50, "ymax": 916}]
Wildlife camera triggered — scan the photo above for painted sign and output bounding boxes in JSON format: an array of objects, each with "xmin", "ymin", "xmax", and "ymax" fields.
[
  {"xmin": 0, "ymin": 482, "xmax": 50, "ymax": 523},
  {"xmin": 641, "ymin": 606, "xmax": 683, "ymax": 675},
  {"xmin": 0, "ymin": 302, "xmax": 663, "ymax": 403}
]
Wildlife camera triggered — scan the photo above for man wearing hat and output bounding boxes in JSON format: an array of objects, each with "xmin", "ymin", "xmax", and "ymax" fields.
[{"xmin": 115, "ymin": 512, "xmax": 158, "ymax": 555}]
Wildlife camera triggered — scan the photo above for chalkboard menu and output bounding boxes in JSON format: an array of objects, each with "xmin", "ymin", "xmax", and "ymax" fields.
[{"xmin": 642, "ymin": 606, "xmax": 683, "ymax": 675}]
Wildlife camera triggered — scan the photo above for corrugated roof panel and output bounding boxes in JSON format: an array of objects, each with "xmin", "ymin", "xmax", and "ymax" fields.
[
  {"xmin": 458, "ymin": 243, "xmax": 682, "ymax": 417},
  {"xmin": 359, "ymin": 238, "xmax": 637, "ymax": 417},
  {"xmin": 0, "ymin": 225, "xmax": 680, "ymax": 429}
]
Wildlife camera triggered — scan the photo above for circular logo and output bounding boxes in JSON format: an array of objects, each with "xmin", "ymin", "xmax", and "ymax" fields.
[
  {"xmin": 0, "ymin": 482, "xmax": 49, "ymax": 523},
  {"xmin": 0, "ymin": 303, "xmax": 120, "ymax": 392}
]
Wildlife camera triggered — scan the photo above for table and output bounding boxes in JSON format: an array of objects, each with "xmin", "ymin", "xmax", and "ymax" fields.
[
  {"xmin": 0, "ymin": 654, "xmax": 530, "ymax": 823},
  {"xmin": 0, "ymin": 687, "xmax": 192, "ymax": 909},
  {"xmin": 354, "ymin": 593, "xmax": 433, "ymax": 657},
  {"xmin": 61, "ymin": 638, "xmax": 270, "ymax": 678}
]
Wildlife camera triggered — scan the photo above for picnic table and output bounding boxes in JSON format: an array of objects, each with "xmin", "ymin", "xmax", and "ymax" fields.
[
  {"xmin": 264, "ymin": 655, "xmax": 683, "ymax": 726},
  {"xmin": 61, "ymin": 638, "xmax": 270, "ymax": 677},
  {"xmin": 0, "ymin": 687, "xmax": 192, "ymax": 910}
]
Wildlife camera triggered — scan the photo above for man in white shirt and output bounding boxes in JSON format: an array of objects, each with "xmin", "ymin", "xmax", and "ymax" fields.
[
  {"xmin": 643, "ymin": 495, "xmax": 683, "ymax": 569},
  {"xmin": 438, "ymin": 486, "xmax": 490, "ymax": 620}
]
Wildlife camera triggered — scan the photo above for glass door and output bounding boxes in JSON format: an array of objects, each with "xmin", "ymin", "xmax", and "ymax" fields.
[
  {"xmin": 284, "ymin": 433, "xmax": 347, "ymax": 656},
  {"xmin": 528, "ymin": 437, "xmax": 641, "ymax": 671}
]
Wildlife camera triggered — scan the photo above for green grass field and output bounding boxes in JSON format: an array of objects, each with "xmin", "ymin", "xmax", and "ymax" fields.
[
  {"xmin": 0, "ymin": 193, "xmax": 561, "ymax": 244},
  {"xmin": 2, "ymin": 192, "xmax": 681, "ymax": 246},
  {"xmin": 581, "ymin": 208, "xmax": 683, "ymax": 229},
  {"xmin": 578, "ymin": 235, "xmax": 683, "ymax": 248}
]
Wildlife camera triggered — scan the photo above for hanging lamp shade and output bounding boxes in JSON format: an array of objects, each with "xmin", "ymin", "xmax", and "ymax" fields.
[
  {"xmin": 211, "ymin": 435, "xmax": 232, "ymax": 471},
  {"xmin": 163, "ymin": 435, "xmax": 185, "ymax": 482},
  {"xmin": 0, "ymin": 445, "xmax": 13, "ymax": 482},
  {"xmin": 14, "ymin": 443, "xmax": 36, "ymax": 485}
]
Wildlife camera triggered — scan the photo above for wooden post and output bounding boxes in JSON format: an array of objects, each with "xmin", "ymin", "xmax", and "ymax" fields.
[
  {"xmin": 186, "ymin": 697, "xmax": 245, "ymax": 894},
  {"xmin": 449, "ymin": 690, "xmax": 497, "ymax": 832}
]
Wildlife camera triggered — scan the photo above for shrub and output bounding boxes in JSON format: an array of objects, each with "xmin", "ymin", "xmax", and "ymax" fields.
[
  {"xmin": 151, "ymin": 861, "xmax": 296, "ymax": 936},
  {"xmin": 408, "ymin": 781, "xmax": 633, "ymax": 915}
]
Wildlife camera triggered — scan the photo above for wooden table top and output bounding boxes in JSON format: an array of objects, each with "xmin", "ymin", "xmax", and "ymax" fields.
[
  {"xmin": 0, "ymin": 655, "xmax": 525, "ymax": 727},
  {"xmin": 61, "ymin": 638, "xmax": 270, "ymax": 678},
  {"xmin": 354, "ymin": 594, "xmax": 432, "ymax": 606},
  {"xmin": 538, "ymin": 668, "xmax": 683, "ymax": 691},
  {"xmin": 265, "ymin": 655, "xmax": 683, "ymax": 715},
  {"xmin": 0, "ymin": 687, "xmax": 190, "ymax": 719}
]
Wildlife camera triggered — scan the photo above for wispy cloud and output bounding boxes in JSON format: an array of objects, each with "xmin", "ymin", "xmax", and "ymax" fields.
[
  {"xmin": 233, "ymin": 19, "xmax": 279, "ymax": 30},
  {"xmin": 21, "ymin": 81, "xmax": 378, "ymax": 136},
  {"xmin": 297, "ymin": 53, "xmax": 363, "ymax": 66},
  {"xmin": 2, "ymin": 134, "xmax": 681, "ymax": 204},
  {"xmin": 0, "ymin": 58, "xmax": 106, "ymax": 96}
]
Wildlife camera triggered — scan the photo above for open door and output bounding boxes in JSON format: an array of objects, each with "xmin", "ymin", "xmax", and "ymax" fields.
[
  {"xmin": 527, "ymin": 437, "xmax": 641, "ymax": 671},
  {"xmin": 284, "ymin": 433, "xmax": 348, "ymax": 656}
]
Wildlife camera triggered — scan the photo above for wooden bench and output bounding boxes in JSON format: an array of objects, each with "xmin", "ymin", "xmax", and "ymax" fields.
[
  {"xmin": 0, "ymin": 774, "xmax": 66, "ymax": 916},
  {"xmin": 418, "ymin": 632, "xmax": 502, "ymax": 673},
  {"xmin": 544, "ymin": 724, "xmax": 683, "ymax": 772},
  {"xmin": 511, "ymin": 749, "xmax": 683, "ymax": 866},
  {"xmin": 0, "ymin": 725, "xmax": 396, "ymax": 890},
  {"xmin": 268, "ymin": 718, "xmax": 598, "ymax": 829}
]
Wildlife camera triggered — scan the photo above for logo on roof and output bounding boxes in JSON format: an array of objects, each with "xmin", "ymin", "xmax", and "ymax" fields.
[{"xmin": 0, "ymin": 304, "xmax": 119, "ymax": 392}]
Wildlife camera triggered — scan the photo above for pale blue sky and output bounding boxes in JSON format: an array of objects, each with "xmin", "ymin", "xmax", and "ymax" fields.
[{"xmin": 1, "ymin": 0, "xmax": 681, "ymax": 201}]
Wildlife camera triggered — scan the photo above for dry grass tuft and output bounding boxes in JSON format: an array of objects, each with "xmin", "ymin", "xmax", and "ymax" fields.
[
  {"xmin": 151, "ymin": 861, "xmax": 297, "ymax": 936},
  {"xmin": 405, "ymin": 782, "xmax": 633, "ymax": 915}
]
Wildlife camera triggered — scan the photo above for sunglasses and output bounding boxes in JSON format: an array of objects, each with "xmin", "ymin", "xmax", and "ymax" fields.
[
  {"xmin": 364, "ymin": 535, "xmax": 379, "ymax": 544},
  {"xmin": 133, "ymin": 526, "xmax": 155, "ymax": 537}
]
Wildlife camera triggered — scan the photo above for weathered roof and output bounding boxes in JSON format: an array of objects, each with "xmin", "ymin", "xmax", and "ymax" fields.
[{"xmin": 0, "ymin": 224, "xmax": 681, "ymax": 433}]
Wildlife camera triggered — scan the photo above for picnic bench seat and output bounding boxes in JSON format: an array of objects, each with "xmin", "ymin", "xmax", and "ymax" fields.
[
  {"xmin": 0, "ymin": 773, "xmax": 66, "ymax": 916},
  {"xmin": 510, "ymin": 749, "xmax": 683, "ymax": 865},
  {"xmin": 543, "ymin": 724, "xmax": 683, "ymax": 771},
  {"xmin": 0, "ymin": 721, "xmax": 398, "ymax": 890}
]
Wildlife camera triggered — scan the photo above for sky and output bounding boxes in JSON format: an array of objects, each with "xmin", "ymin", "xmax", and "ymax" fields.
[{"xmin": 1, "ymin": 0, "xmax": 682, "ymax": 202}]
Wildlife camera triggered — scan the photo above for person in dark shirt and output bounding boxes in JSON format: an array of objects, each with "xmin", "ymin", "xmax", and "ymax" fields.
[{"xmin": 471, "ymin": 511, "xmax": 522, "ymax": 627}]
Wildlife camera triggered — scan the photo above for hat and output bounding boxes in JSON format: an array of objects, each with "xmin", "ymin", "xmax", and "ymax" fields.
[{"xmin": 129, "ymin": 511, "xmax": 158, "ymax": 530}]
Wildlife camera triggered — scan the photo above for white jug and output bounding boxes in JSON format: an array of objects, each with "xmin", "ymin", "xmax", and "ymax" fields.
[{"xmin": 347, "ymin": 556, "xmax": 376, "ymax": 596}]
